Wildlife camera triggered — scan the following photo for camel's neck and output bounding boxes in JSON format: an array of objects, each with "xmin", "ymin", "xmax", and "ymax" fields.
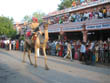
[{"xmin": 44, "ymin": 29, "xmax": 48, "ymax": 42}]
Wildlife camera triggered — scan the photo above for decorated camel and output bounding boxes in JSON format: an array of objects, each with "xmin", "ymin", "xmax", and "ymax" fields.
[
  {"xmin": 34, "ymin": 23, "xmax": 49, "ymax": 70},
  {"xmin": 22, "ymin": 19, "xmax": 49, "ymax": 70}
]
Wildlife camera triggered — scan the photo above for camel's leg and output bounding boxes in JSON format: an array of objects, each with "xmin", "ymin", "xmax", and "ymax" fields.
[
  {"xmin": 43, "ymin": 47, "xmax": 49, "ymax": 70},
  {"xmin": 34, "ymin": 47, "xmax": 38, "ymax": 67},
  {"xmin": 22, "ymin": 49, "xmax": 26, "ymax": 63},
  {"xmin": 28, "ymin": 50, "xmax": 33, "ymax": 65},
  {"xmin": 37, "ymin": 48, "xmax": 40, "ymax": 57}
]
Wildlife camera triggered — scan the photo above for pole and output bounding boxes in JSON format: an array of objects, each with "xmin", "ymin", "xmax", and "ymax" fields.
[{"xmin": 82, "ymin": 23, "xmax": 88, "ymax": 43}]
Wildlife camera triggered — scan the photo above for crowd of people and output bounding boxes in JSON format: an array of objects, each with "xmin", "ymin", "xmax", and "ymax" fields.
[
  {"xmin": 0, "ymin": 37, "xmax": 110, "ymax": 65},
  {"xmin": 0, "ymin": 39, "xmax": 24, "ymax": 51},
  {"xmin": 47, "ymin": 38, "xmax": 110, "ymax": 65},
  {"xmin": 47, "ymin": 6, "xmax": 110, "ymax": 25}
]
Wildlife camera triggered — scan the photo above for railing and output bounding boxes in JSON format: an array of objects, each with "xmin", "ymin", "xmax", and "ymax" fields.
[
  {"xmin": 47, "ymin": 18, "xmax": 110, "ymax": 33},
  {"xmin": 69, "ymin": 0, "xmax": 110, "ymax": 13}
]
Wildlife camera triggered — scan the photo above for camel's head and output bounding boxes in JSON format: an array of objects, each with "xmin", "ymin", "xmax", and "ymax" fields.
[{"xmin": 43, "ymin": 22, "xmax": 48, "ymax": 30}]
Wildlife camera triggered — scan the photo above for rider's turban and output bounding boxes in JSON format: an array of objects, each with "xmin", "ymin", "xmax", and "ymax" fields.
[{"xmin": 32, "ymin": 17, "xmax": 38, "ymax": 23}]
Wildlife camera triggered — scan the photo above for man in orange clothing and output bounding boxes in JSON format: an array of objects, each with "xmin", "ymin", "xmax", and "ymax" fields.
[
  {"xmin": 30, "ymin": 17, "xmax": 39, "ymax": 30},
  {"xmin": 72, "ymin": 1, "xmax": 76, "ymax": 7},
  {"xmin": 16, "ymin": 40, "xmax": 19, "ymax": 50}
]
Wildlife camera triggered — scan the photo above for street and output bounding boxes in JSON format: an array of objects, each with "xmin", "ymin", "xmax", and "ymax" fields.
[{"xmin": 0, "ymin": 48, "xmax": 110, "ymax": 83}]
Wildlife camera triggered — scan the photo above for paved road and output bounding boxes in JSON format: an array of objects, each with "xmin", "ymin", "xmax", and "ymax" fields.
[{"xmin": 0, "ymin": 48, "xmax": 110, "ymax": 83}]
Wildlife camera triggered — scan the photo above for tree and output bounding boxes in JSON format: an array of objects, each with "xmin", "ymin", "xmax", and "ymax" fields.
[
  {"xmin": 32, "ymin": 11, "xmax": 45, "ymax": 23},
  {"xmin": 23, "ymin": 15, "xmax": 32, "ymax": 23},
  {"xmin": 23, "ymin": 11, "xmax": 45, "ymax": 23},
  {"xmin": 0, "ymin": 16, "xmax": 16, "ymax": 38},
  {"xmin": 58, "ymin": 0, "xmax": 78, "ymax": 10}
]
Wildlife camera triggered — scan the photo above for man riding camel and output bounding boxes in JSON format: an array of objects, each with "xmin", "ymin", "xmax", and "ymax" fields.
[
  {"xmin": 23, "ymin": 18, "xmax": 49, "ymax": 70},
  {"xmin": 24, "ymin": 17, "xmax": 43, "ymax": 41},
  {"xmin": 23, "ymin": 17, "xmax": 46, "ymax": 56}
]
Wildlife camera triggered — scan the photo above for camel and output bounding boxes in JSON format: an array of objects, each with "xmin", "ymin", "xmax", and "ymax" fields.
[
  {"xmin": 34, "ymin": 23, "xmax": 49, "ymax": 70},
  {"xmin": 22, "ymin": 22, "xmax": 49, "ymax": 70}
]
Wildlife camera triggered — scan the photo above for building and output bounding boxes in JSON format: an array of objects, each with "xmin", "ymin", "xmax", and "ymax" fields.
[{"xmin": 43, "ymin": 0, "xmax": 110, "ymax": 41}]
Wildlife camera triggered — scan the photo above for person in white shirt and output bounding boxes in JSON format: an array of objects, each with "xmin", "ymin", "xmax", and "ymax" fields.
[
  {"xmin": 89, "ymin": 42, "xmax": 95, "ymax": 51},
  {"xmin": 80, "ymin": 42, "xmax": 86, "ymax": 61},
  {"xmin": 20, "ymin": 40, "xmax": 24, "ymax": 51},
  {"xmin": 12, "ymin": 40, "xmax": 16, "ymax": 50},
  {"xmin": 4, "ymin": 40, "xmax": 9, "ymax": 50},
  {"xmin": 98, "ymin": 11, "xmax": 103, "ymax": 18},
  {"xmin": 9, "ymin": 40, "xmax": 11, "ymax": 50}
]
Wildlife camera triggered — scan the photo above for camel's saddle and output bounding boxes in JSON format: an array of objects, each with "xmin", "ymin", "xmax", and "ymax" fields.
[{"xmin": 25, "ymin": 22, "xmax": 48, "ymax": 48}]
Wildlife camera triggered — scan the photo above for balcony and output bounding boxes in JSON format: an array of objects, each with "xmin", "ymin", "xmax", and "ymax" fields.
[
  {"xmin": 48, "ymin": 18, "xmax": 110, "ymax": 33},
  {"xmin": 44, "ymin": 0, "xmax": 110, "ymax": 18}
]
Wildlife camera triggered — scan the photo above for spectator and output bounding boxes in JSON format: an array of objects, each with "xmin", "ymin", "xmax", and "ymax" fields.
[
  {"xmin": 20, "ymin": 40, "xmax": 24, "ymax": 51},
  {"xmin": 64, "ymin": 41, "xmax": 73, "ymax": 61},
  {"xmin": 103, "ymin": 7, "xmax": 107, "ymax": 18},
  {"xmin": 95, "ymin": 43, "xmax": 99, "ymax": 62},
  {"xmin": 59, "ymin": 18, "xmax": 63, "ymax": 24},
  {"xmin": 12, "ymin": 40, "xmax": 16, "ymax": 50},
  {"xmin": 50, "ymin": 41, "xmax": 56, "ymax": 56},
  {"xmin": 71, "ymin": 41, "xmax": 75, "ymax": 60},
  {"xmin": 56, "ymin": 42, "xmax": 60, "ymax": 56},
  {"xmin": 89, "ymin": 12, "xmax": 93, "ymax": 19},
  {"xmin": 98, "ymin": 11, "xmax": 103, "ymax": 18},
  {"xmin": 80, "ymin": 42, "xmax": 86, "ymax": 61},
  {"xmin": 107, "ymin": 8, "xmax": 110, "ymax": 17},
  {"xmin": 62, "ymin": 42, "xmax": 67, "ymax": 57},
  {"xmin": 9, "ymin": 40, "xmax": 12, "ymax": 51},
  {"xmin": 16, "ymin": 40, "xmax": 19, "ymax": 50}
]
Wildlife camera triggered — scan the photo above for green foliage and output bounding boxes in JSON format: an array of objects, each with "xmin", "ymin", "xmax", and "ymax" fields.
[
  {"xmin": 58, "ymin": 0, "xmax": 77, "ymax": 10},
  {"xmin": 23, "ymin": 15, "xmax": 32, "ymax": 23},
  {"xmin": 32, "ymin": 11, "xmax": 45, "ymax": 23},
  {"xmin": 8, "ymin": 29, "xmax": 17, "ymax": 38},
  {"xmin": 23, "ymin": 11, "xmax": 45, "ymax": 23},
  {"xmin": 0, "ymin": 16, "xmax": 16, "ymax": 38}
]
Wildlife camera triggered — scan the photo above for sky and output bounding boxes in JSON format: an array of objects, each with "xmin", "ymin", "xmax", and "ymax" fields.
[{"xmin": 0, "ymin": 0, "xmax": 61, "ymax": 22}]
